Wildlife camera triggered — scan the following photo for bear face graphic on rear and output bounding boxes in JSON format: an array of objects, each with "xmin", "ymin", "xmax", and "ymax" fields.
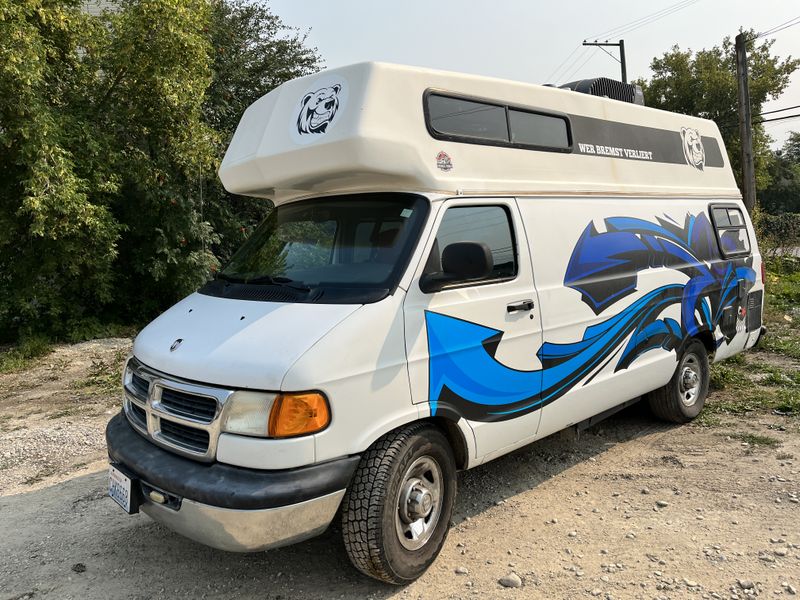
[
  {"xmin": 296, "ymin": 85, "xmax": 342, "ymax": 135},
  {"xmin": 680, "ymin": 127, "xmax": 705, "ymax": 171}
]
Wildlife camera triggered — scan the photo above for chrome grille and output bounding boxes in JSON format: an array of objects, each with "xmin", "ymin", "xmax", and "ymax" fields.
[
  {"xmin": 128, "ymin": 401, "xmax": 147, "ymax": 429},
  {"xmin": 130, "ymin": 372, "xmax": 150, "ymax": 398},
  {"xmin": 122, "ymin": 357, "xmax": 234, "ymax": 462},
  {"xmin": 159, "ymin": 419, "xmax": 211, "ymax": 453},
  {"xmin": 159, "ymin": 387, "xmax": 217, "ymax": 422}
]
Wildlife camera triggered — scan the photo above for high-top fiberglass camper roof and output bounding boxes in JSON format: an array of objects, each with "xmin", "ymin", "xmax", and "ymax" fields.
[{"xmin": 218, "ymin": 62, "xmax": 738, "ymax": 204}]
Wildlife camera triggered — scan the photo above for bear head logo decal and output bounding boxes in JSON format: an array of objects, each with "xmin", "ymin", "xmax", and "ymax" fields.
[
  {"xmin": 296, "ymin": 84, "xmax": 342, "ymax": 135},
  {"xmin": 680, "ymin": 127, "xmax": 705, "ymax": 171}
]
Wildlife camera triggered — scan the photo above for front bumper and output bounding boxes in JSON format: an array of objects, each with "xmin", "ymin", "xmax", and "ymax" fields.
[{"xmin": 106, "ymin": 413, "xmax": 359, "ymax": 551}]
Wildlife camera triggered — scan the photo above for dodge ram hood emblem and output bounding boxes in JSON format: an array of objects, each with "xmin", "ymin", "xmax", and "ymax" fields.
[{"xmin": 170, "ymin": 338, "xmax": 183, "ymax": 352}]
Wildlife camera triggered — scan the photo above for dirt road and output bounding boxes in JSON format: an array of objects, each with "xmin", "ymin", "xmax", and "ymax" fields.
[{"xmin": 1, "ymin": 341, "xmax": 799, "ymax": 599}]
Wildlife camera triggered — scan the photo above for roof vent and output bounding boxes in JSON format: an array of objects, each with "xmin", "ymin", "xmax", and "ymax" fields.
[{"xmin": 559, "ymin": 77, "xmax": 645, "ymax": 106}]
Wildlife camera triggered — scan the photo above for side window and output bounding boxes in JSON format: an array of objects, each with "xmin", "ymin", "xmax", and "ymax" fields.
[
  {"xmin": 710, "ymin": 205, "xmax": 750, "ymax": 257},
  {"xmin": 431, "ymin": 205, "xmax": 517, "ymax": 281}
]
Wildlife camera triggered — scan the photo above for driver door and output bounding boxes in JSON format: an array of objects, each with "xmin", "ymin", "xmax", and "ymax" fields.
[{"xmin": 403, "ymin": 197, "xmax": 544, "ymax": 460}]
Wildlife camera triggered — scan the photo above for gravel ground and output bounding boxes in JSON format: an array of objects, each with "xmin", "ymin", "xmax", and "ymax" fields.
[{"xmin": 1, "ymin": 340, "xmax": 799, "ymax": 599}]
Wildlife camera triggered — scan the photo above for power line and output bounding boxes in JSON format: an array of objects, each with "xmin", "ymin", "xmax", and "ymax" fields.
[
  {"xmin": 550, "ymin": 0, "xmax": 701, "ymax": 84},
  {"xmin": 760, "ymin": 104, "xmax": 800, "ymax": 117},
  {"xmin": 756, "ymin": 15, "xmax": 800, "ymax": 39},
  {"xmin": 587, "ymin": 0, "xmax": 700, "ymax": 41},
  {"xmin": 563, "ymin": 48, "xmax": 600, "ymax": 83},
  {"xmin": 599, "ymin": 1, "xmax": 701, "ymax": 39},
  {"xmin": 754, "ymin": 112, "xmax": 800, "ymax": 125},
  {"xmin": 545, "ymin": 45, "xmax": 581, "ymax": 83},
  {"xmin": 718, "ymin": 105, "xmax": 800, "ymax": 130},
  {"xmin": 551, "ymin": 47, "xmax": 591, "ymax": 84}
]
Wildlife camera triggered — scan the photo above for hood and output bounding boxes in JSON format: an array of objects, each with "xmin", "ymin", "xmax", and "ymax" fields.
[{"xmin": 132, "ymin": 292, "xmax": 360, "ymax": 390}]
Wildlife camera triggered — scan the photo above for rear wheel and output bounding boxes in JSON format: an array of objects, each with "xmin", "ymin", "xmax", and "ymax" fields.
[
  {"xmin": 341, "ymin": 423, "xmax": 456, "ymax": 584},
  {"xmin": 647, "ymin": 339, "xmax": 709, "ymax": 423}
]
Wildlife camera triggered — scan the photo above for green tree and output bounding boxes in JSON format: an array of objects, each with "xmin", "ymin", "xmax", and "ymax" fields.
[
  {"xmin": 200, "ymin": 0, "xmax": 322, "ymax": 265},
  {"xmin": 0, "ymin": 0, "xmax": 121, "ymax": 340},
  {"xmin": 760, "ymin": 132, "xmax": 800, "ymax": 214},
  {"xmin": 635, "ymin": 32, "xmax": 799, "ymax": 193},
  {"xmin": 0, "ymin": 0, "xmax": 322, "ymax": 341}
]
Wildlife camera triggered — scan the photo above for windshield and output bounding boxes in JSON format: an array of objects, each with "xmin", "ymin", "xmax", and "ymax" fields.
[{"xmin": 206, "ymin": 193, "xmax": 429, "ymax": 304}]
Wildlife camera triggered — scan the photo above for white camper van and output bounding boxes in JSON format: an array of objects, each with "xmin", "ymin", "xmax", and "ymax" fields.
[{"xmin": 106, "ymin": 62, "xmax": 765, "ymax": 584}]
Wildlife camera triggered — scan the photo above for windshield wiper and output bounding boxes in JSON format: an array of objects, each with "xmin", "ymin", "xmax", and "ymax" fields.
[
  {"xmin": 225, "ymin": 274, "xmax": 312, "ymax": 292},
  {"xmin": 215, "ymin": 272, "xmax": 245, "ymax": 284}
]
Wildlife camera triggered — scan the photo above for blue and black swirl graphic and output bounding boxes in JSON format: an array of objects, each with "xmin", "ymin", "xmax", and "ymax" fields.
[{"xmin": 426, "ymin": 212, "xmax": 755, "ymax": 422}]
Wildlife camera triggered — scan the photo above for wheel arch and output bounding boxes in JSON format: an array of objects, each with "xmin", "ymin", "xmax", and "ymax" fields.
[
  {"xmin": 427, "ymin": 416, "xmax": 471, "ymax": 470},
  {"xmin": 692, "ymin": 330, "xmax": 716, "ymax": 359}
]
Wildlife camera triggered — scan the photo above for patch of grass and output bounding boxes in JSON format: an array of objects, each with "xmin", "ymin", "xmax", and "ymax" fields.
[
  {"xmin": 776, "ymin": 451, "xmax": 795, "ymax": 460},
  {"xmin": 759, "ymin": 335, "xmax": 800, "ymax": 360},
  {"xmin": 765, "ymin": 257, "xmax": 800, "ymax": 313},
  {"xmin": 774, "ymin": 388, "xmax": 800, "ymax": 416},
  {"xmin": 762, "ymin": 369, "xmax": 800, "ymax": 386},
  {"xmin": 694, "ymin": 411, "xmax": 723, "ymax": 427},
  {"xmin": 725, "ymin": 431, "xmax": 781, "ymax": 447},
  {"xmin": 726, "ymin": 352, "xmax": 747, "ymax": 366},
  {"xmin": 47, "ymin": 406, "xmax": 83, "ymax": 420},
  {"xmin": 704, "ymin": 388, "xmax": 779, "ymax": 416},
  {"xmin": 0, "ymin": 336, "xmax": 53, "ymax": 373},
  {"xmin": 710, "ymin": 362, "xmax": 748, "ymax": 391}
]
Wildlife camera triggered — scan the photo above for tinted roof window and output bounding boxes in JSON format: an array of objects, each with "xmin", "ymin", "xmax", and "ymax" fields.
[
  {"xmin": 427, "ymin": 95, "xmax": 508, "ymax": 142},
  {"xmin": 509, "ymin": 109, "xmax": 570, "ymax": 149}
]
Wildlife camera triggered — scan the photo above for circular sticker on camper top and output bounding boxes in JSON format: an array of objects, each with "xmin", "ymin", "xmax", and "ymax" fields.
[{"xmin": 290, "ymin": 75, "xmax": 348, "ymax": 145}]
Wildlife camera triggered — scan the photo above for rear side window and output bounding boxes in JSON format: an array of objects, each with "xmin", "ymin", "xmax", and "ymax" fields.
[
  {"xmin": 427, "ymin": 95, "xmax": 508, "ymax": 142},
  {"xmin": 509, "ymin": 109, "xmax": 570, "ymax": 148},
  {"xmin": 425, "ymin": 92, "xmax": 571, "ymax": 152},
  {"xmin": 710, "ymin": 205, "xmax": 750, "ymax": 257},
  {"xmin": 432, "ymin": 205, "xmax": 517, "ymax": 281}
]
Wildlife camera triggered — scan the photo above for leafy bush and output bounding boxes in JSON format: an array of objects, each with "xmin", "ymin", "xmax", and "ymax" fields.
[
  {"xmin": 0, "ymin": 0, "xmax": 321, "ymax": 342},
  {"xmin": 755, "ymin": 210, "xmax": 800, "ymax": 259}
]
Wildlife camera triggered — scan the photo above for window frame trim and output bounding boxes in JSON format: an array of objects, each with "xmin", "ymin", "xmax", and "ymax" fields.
[
  {"xmin": 423, "ymin": 89, "xmax": 574, "ymax": 154},
  {"xmin": 421, "ymin": 202, "xmax": 520, "ymax": 294},
  {"xmin": 708, "ymin": 202, "xmax": 752, "ymax": 259}
]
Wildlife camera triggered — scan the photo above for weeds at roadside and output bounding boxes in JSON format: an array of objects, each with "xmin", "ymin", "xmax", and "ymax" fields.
[
  {"xmin": 70, "ymin": 349, "xmax": 126, "ymax": 395},
  {"xmin": 710, "ymin": 363, "xmax": 748, "ymax": 391},
  {"xmin": 698, "ymin": 259, "xmax": 800, "ymax": 426},
  {"xmin": 774, "ymin": 388, "xmax": 800, "ymax": 416},
  {"xmin": 723, "ymin": 431, "xmax": 782, "ymax": 448},
  {"xmin": 22, "ymin": 465, "xmax": 58, "ymax": 485},
  {"xmin": 0, "ymin": 336, "xmax": 53, "ymax": 374}
]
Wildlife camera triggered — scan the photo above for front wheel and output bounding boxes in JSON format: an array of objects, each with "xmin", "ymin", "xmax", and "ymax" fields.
[
  {"xmin": 341, "ymin": 423, "xmax": 457, "ymax": 584},
  {"xmin": 647, "ymin": 339, "xmax": 710, "ymax": 423}
]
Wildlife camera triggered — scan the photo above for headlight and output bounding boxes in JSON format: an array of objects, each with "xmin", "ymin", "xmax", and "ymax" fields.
[
  {"xmin": 222, "ymin": 391, "xmax": 277, "ymax": 437},
  {"xmin": 222, "ymin": 390, "xmax": 330, "ymax": 438}
]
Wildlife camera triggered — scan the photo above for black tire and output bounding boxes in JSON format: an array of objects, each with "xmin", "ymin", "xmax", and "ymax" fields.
[
  {"xmin": 647, "ymin": 339, "xmax": 710, "ymax": 423},
  {"xmin": 341, "ymin": 423, "xmax": 457, "ymax": 584}
]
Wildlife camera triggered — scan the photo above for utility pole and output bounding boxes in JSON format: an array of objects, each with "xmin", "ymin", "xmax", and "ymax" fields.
[
  {"xmin": 582, "ymin": 40, "xmax": 627, "ymax": 83},
  {"xmin": 735, "ymin": 32, "xmax": 756, "ymax": 214}
]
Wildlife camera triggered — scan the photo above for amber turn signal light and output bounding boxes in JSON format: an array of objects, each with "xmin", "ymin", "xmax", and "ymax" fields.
[{"xmin": 268, "ymin": 392, "xmax": 330, "ymax": 438}]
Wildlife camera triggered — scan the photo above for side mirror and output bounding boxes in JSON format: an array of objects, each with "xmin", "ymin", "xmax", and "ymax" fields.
[{"xmin": 419, "ymin": 241, "xmax": 493, "ymax": 293}]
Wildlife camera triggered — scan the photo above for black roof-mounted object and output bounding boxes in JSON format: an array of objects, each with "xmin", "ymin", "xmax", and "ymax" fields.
[{"xmin": 560, "ymin": 77, "xmax": 645, "ymax": 106}]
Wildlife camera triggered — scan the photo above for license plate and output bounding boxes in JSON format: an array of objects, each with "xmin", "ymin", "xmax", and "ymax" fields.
[{"xmin": 108, "ymin": 464, "xmax": 137, "ymax": 514}]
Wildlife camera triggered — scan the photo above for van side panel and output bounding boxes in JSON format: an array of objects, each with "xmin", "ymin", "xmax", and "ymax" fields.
[{"xmin": 516, "ymin": 196, "xmax": 757, "ymax": 437}]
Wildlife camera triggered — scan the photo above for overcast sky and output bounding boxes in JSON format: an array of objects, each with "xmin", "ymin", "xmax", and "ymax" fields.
[{"xmin": 268, "ymin": 0, "xmax": 799, "ymax": 148}]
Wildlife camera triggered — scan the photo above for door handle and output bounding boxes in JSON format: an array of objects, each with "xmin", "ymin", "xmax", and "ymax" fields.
[{"xmin": 507, "ymin": 299, "xmax": 535, "ymax": 313}]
